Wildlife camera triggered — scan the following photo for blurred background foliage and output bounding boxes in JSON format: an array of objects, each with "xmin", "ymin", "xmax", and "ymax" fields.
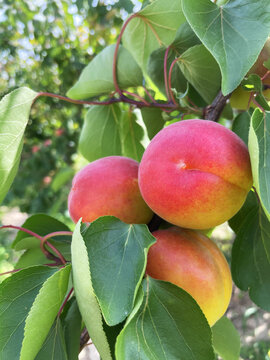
[{"xmin": 0, "ymin": 0, "xmax": 141, "ymax": 215}]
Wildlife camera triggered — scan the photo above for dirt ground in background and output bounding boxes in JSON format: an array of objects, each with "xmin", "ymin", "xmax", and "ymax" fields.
[{"xmin": 1, "ymin": 208, "xmax": 269, "ymax": 359}]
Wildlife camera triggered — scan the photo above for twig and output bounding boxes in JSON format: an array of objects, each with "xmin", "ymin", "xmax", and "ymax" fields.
[
  {"xmin": 203, "ymin": 90, "xmax": 231, "ymax": 122},
  {"xmin": 80, "ymin": 327, "xmax": 90, "ymax": 351}
]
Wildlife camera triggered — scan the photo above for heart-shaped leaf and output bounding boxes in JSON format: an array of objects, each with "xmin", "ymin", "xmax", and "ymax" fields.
[
  {"xmin": 120, "ymin": 111, "xmax": 145, "ymax": 161},
  {"xmin": 122, "ymin": 0, "xmax": 185, "ymax": 71},
  {"xmin": 182, "ymin": 0, "xmax": 270, "ymax": 94},
  {"xmin": 83, "ymin": 216, "xmax": 156, "ymax": 326},
  {"xmin": 0, "ymin": 87, "xmax": 37, "ymax": 204},
  {"xmin": 177, "ymin": 44, "xmax": 221, "ymax": 103},
  {"xmin": 78, "ymin": 104, "xmax": 122, "ymax": 162},
  {"xmin": 115, "ymin": 277, "xmax": 214, "ymax": 360},
  {"xmin": 67, "ymin": 44, "xmax": 143, "ymax": 100}
]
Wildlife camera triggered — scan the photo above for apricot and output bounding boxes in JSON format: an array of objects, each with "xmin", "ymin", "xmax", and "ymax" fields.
[
  {"xmin": 68, "ymin": 156, "xmax": 153, "ymax": 224},
  {"xmin": 138, "ymin": 119, "xmax": 253, "ymax": 229},
  {"xmin": 146, "ymin": 227, "xmax": 232, "ymax": 326}
]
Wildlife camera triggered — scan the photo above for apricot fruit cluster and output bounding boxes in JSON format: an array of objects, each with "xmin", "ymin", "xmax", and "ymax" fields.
[{"xmin": 68, "ymin": 119, "xmax": 253, "ymax": 326}]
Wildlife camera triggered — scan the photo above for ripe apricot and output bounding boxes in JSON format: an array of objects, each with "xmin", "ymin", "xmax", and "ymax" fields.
[
  {"xmin": 146, "ymin": 227, "xmax": 232, "ymax": 326},
  {"xmin": 68, "ymin": 156, "xmax": 153, "ymax": 224},
  {"xmin": 139, "ymin": 119, "xmax": 253, "ymax": 229}
]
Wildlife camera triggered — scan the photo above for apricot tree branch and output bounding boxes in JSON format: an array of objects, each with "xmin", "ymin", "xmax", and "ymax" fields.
[{"xmin": 203, "ymin": 90, "xmax": 232, "ymax": 122}]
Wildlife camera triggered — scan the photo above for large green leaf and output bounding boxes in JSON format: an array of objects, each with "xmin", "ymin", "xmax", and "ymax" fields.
[
  {"xmin": 115, "ymin": 277, "xmax": 214, "ymax": 360},
  {"xmin": 83, "ymin": 216, "xmax": 155, "ymax": 326},
  {"xmin": 140, "ymin": 107, "xmax": 164, "ymax": 140},
  {"xmin": 229, "ymin": 191, "xmax": 270, "ymax": 310},
  {"xmin": 67, "ymin": 44, "xmax": 143, "ymax": 100},
  {"xmin": 0, "ymin": 266, "xmax": 61, "ymax": 359},
  {"xmin": 35, "ymin": 318, "xmax": 68, "ymax": 360},
  {"xmin": 71, "ymin": 220, "xmax": 112, "ymax": 360},
  {"xmin": 78, "ymin": 104, "xmax": 122, "ymax": 162},
  {"xmin": 147, "ymin": 22, "xmax": 200, "ymax": 96},
  {"xmin": 122, "ymin": 0, "xmax": 185, "ymax": 71},
  {"xmin": 0, "ymin": 87, "xmax": 37, "ymax": 204},
  {"xmin": 249, "ymin": 110, "xmax": 270, "ymax": 221},
  {"xmin": 120, "ymin": 111, "xmax": 145, "ymax": 161},
  {"xmin": 177, "ymin": 44, "xmax": 221, "ymax": 103},
  {"xmin": 20, "ymin": 266, "xmax": 71, "ymax": 360},
  {"xmin": 212, "ymin": 316, "xmax": 240, "ymax": 360},
  {"xmin": 181, "ymin": 0, "xmax": 270, "ymax": 94}
]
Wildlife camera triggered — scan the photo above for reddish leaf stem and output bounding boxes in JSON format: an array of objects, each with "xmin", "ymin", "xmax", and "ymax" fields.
[
  {"xmin": 42, "ymin": 231, "xmax": 73, "ymax": 243},
  {"xmin": 143, "ymin": 86, "xmax": 158, "ymax": 104},
  {"xmin": 57, "ymin": 287, "xmax": 74, "ymax": 317},
  {"xmin": 0, "ymin": 268, "xmax": 21, "ymax": 276},
  {"xmin": 168, "ymin": 57, "xmax": 181, "ymax": 106},
  {"xmin": 43, "ymin": 242, "xmax": 67, "ymax": 265},
  {"xmin": 112, "ymin": 13, "xmax": 138, "ymax": 95},
  {"xmin": 0, "ymin": 224, "xmax": 43, "ymax": 241},
  {"xmin": 122, "ymin": 90, "xmax": 150, "ymax": 106},
  {"xmin": 164, "ymin": 46, "xmax": 171, "ymax": 100}
]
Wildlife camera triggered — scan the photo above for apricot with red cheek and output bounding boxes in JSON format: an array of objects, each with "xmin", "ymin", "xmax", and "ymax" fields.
[
  {"xmin": 68, "ymin": 156, "xmax": 153, "ymax": 224},
  {"xmin": 138, "ymin": 119, "xmax": 253, "ymax": 229},
  {"xmin": 146, "ymin": 227, "xmax": 232, "ymax": 326}
]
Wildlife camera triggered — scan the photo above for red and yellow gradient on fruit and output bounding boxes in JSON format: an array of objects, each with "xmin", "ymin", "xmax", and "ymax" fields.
[
  {"xmin": 146, "ymin": 227, "xmax": 232, "ymax": 326},
  {"xmin": 68, "ymin": 156, "xmax": 153, "ymax": 224},
  {"xmin": 230, "ymin": 37, "xmax": 270, "ymax": 110},
  {"xmin": 139, "ymin": 119, "xmax": 253, "ymax": 229}
]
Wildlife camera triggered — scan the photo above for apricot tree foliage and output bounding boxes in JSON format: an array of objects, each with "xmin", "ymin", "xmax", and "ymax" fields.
[{"xmin": 1, "ymin": 0, "xmax": 270, "ymax": 359}]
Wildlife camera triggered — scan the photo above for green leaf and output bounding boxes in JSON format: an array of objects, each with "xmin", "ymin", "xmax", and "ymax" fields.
[
  {"xmin": 140, "ymin": 107, "xmax": 164, "ymax": 139},
  {"xmin": 20, "ymin": 265, "xmax": 71, "ymax": 360},
  {"xmin": 120, "ymin": 111, "xmax": 145, "ymax": 161},
  {"xmin": 78, "ymin": 104, "xmax": 122, "ymax": 162},
  {"xmin": 15, "ymin": 248, "xmax": 49, "ymax": 268},
  {"xmin": 61, "ymin": 298, "xmax": 82, "ymax": 360},
  {"xmin": 212, "ymin": 316, "xmax": 240, "ymax": 360},
  {"xmin": 67, "ymin": 44, "xmax": 143, "ymax": 100},
  {"xmin": 181, "ymin": 0, "xmax": 270, "ymax": 94},
  {"xmin": 229, "ymin": 191, "xmax": 270, "ymax": 310},
  {"xmin": 71, "ymin": 220, "xmax": 112, "ymax": 360},
  {"xmin": 178, "ymin": 44, "xmax": 221, "ymax": 103},
  {"xmin": 232, "ymin": 112, "xmax": 250, "ymax": 146},
  {"xmin": 249, "ymin": 110, "xmax": 270, "ymax": 220},
  {"xmin": 12, "ymin": 214, "xmax": 71, "ymax": 250},
  {"xmin": 147, "ymin": 22, "xmax": 200, "ymax": 95},
  {"xmin": 0, "ymin": 266, "xmax": 59, "ymax": 360},
  {"xmin": 83, "ymin": 216, "xmax": 155, "ymax": 326},
  {"xmin": 115, "ymin": 277, "xmax": 214, "ymax": 360},
  {"xmin": 122, "ymin": 0, "xmax": 185, "ymax": 71},
  {"xmin": 0, "ymin": 87, "xmax": 37, "ymax": 204},
  {"xmin": 35, "ymin": 318, "xmax": 68, "ymax": 360}
]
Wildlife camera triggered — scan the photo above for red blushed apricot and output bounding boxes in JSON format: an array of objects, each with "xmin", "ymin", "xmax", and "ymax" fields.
[
  {"xmin": 138, "ymin": 119, "xmax": 253, "ymax": 229},
  {"xmin": 146, "ymin": 227, "xmax": 232, "ymax": 326},
  {"xmin": 68, "ymin": 156, "xmax": 153, "ymax": 224}
]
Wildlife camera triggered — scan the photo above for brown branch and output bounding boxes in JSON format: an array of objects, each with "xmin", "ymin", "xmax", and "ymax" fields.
[
  {"xmin": 203, "ymin": 90, "xmax": 231, "ymax": 122},
  {"xmin": 80, "ymin": 327, "xmax": 90, "ymax": 352}
]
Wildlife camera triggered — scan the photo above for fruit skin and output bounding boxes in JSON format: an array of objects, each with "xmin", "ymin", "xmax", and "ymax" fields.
[
  {"xmin": 138, "ymin": 119, "xmax": 253, "ymax": 229},
  {"xmin": 68, "ymin": 156, "xmax": 153, "ymax": 224},
  {"xmin": 146, "ymin": 227, "xmax": 232, "ymax": 326}
]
